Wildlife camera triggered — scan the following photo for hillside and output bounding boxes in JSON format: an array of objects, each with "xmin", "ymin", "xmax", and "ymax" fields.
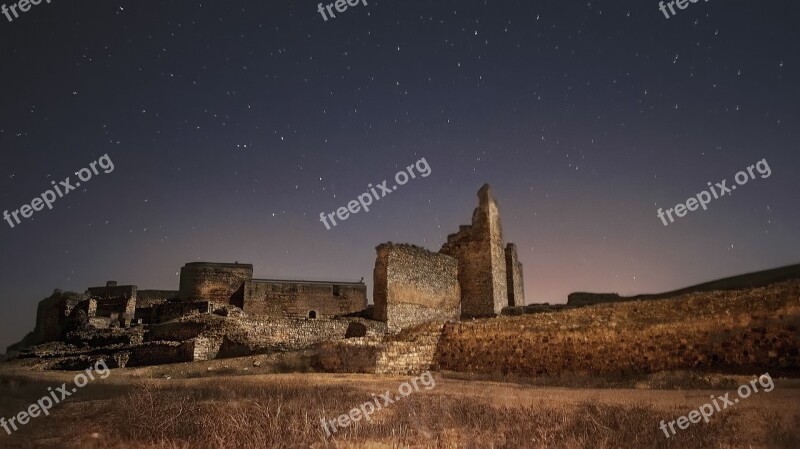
[{"xmin": 567, "ymin": 263, "xmax": 800, "ymax": 306}]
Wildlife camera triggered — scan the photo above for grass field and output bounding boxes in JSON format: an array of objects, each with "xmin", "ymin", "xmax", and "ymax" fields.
[{"xmin": 0, "ymin": 366, "xmax": 798, "ymax": 449}]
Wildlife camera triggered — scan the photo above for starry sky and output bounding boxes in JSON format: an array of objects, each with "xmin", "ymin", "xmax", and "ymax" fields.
[{"xmin": 1, "ymin": 0, "xmax": 798, "ymax": 351}]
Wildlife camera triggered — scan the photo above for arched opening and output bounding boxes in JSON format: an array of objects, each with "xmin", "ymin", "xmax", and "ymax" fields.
[{"xmin": 308, "ymin": 311, "xmax": 317, "ymax": 319}]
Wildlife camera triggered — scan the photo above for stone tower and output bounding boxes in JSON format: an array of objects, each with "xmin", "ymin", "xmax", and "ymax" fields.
[
  {"xmin": 440, "ymin": 184, "xmax": 508, "ymax": 318},
  {"xmin": 505, "ymin": 243, "xmax": 525, "ymax": 306}
]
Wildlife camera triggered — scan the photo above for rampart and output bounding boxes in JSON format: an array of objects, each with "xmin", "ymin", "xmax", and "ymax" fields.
[{"xmin": 435, "ymin": 280, "xmax": 800, "ymax": 377}]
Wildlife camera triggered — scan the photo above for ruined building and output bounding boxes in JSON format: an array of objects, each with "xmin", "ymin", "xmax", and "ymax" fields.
[
  {"xmin": 8, "ymin": 183, "xmax": 524, "ymax": 370},
  {"xmin": 374, "ymin": 184, "xmax": 525, "ymax": 331},
  {"xmin": 177, "ymin": 262, "xmax": 367, "ymax": 319}
]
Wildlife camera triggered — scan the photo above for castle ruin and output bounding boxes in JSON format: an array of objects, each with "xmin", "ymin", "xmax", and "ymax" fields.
[
  {"xmin": 7, "ymin": 184, "xmax": 525, "ymax": 371},
  {"xmin": 374, "ymin": 183, "xmax": 525, "ymax": 330}
]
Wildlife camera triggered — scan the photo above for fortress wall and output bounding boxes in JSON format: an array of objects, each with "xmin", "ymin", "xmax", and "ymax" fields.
[
  {"xmin": 319, "ymin": 321, "xmax": 447, "ymax": 375},
  {"xmin": 242, "ymin": 280, "xmax": 367, "ymax": 318},
  {"xmin": 440, "ymin": 184, "xmax": 508, "ymax": 318},
  {"xmin": 373, "ymin": 243, "xmax": 460, "ymax": 332},
  {"xmin": 435, "ymin": 281, "xmax": 800, "ymax": 377},
  {"xmin": 505, "ymin": 243, "xmax": 525, "ymax": 307},
  {"xmin": 178, "ymin": 262, "xmax": 253, "ymax": 306}
]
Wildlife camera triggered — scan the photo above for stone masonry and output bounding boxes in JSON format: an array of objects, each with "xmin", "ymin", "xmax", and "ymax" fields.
[
  {"xmin": 373, "ymin": 243, "xmax": 460, "ymax": 332},
  {"xmin": 441, "ymin": 184, "xmax": 509, "ymax": 318},
  {"xmin": 243, "ymin": 279, "xmax": 366, "ymax": 319},
  {"xmin": 505, "ymin": 243, "xmax": 525, "ymax": 307},
  {"xmin": 178, "ymin": 262, "xmax": 254, "ymax": 306}
]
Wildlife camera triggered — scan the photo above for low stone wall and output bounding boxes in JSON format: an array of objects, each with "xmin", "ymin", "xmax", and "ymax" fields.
[
  {"xmin": 318, "ymin": 337, "xmax": 383, "ymax": 373},
  {"xmin": 145, "ymin": 321, "xmax": 208, "ymax": 342},
  {"xmin": 193, "ymin": 336, "xmax": 222, "ymax": 361},
  {"xmin": 127, "ymin": 341, "xmax": 195, "ymax": 367},
  {"xmin": 216, "ymin": 316, "xmax": 387, "ymax": 357},
  {"xmin": 319, "ymin": 322, "xmax": 445, "ymax": 375}
]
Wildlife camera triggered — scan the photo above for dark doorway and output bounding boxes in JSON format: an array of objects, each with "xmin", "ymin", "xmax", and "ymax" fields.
[{"xmin": 308, "ymin": 311, "xmax": 317, "ymax": 319}]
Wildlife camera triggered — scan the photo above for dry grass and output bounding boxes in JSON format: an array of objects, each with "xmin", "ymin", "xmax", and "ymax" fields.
[
  {"xmin": 1, "ymin": 379, "xmax": 756, "ymax": 449},
  {"xmin": 1, "ymin": 372, "xmax": 797, "ymax": 449}
]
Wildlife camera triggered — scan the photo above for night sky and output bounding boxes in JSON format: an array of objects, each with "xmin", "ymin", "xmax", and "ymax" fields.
[{"xmin": 1, "ymin": 0, "xmax": 799, "ymax": 351}]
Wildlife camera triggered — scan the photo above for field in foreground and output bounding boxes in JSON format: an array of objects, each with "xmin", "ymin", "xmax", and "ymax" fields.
[{"xmin": 0, "ymin": 368, "xmax": 798, "ymax": 449}]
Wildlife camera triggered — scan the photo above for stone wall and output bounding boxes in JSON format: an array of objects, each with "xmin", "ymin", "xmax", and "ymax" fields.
[
  {"xmin": 32, "ymin": 290, "xmax": 90, "ymax": 344},
  {"xmin": 215, "ymin": 316, "xmax": 387, "ymax": 357},
  {"xmin": 505, "ymin": 243, "xmax": 525, "ymax": 306},
  {"xmin": 155, "ymin": 301, "xmax": 211, "ymax": 323},
  {"xmin": 137, "ymin": 290, "xmax": 179, "ymax": 307},
  {"xmin": 242, "ymin": 280, "xmax": 367, "ymax": 318},
  {"xmin": 94, "ymin": 297, "xmax": 136, "ymax": 326},
  {"xmin": 435, "ymin": 281, "xmax": 800, "ymax": 378},
  {"xmin": 145, "ymin": 321, "xmax": 208, "ymax": 342},
  {"xmin": 127, "ymin": 341, "xmax": 196, "ymax": 367},
  {"xmin": 319, "ymin": 321, "xmax": 446, "ymax": 374},
  {"xmin": 178, "ymin": 262, "xmax": 253, "ymax": 306},
  {"xmin": 440, "ymin": 184, "xmax": 508, "ymax": 318},
  {"xmin": 86, "ymin": 284, "xmax": 137, "ymax": 302},
  {"xmin": 373, "ymin": 243, "xmax": 460, "ymax": 332}
]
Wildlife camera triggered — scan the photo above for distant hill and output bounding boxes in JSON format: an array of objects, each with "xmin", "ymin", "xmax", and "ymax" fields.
[{"xmin": 567, "ymin": 263, "xmax": 800, "ymax": 306}]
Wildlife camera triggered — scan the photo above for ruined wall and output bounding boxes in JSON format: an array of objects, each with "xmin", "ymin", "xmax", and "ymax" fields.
[
  {"xmin": 137, "ymin": 290, "xmax": 179, "ymax": 307},
  {"xmin": 505, "ymin": 243, "xmax": 525, "ymax": 306},
  {"xmin": 319, "ymin": 321, "xmax": 447, "ymax": 375},
  {"xmin": 440, "ymin": 184, "xmax": 508, "ymax": 318},
  {"xmin": 86, "ymin": 284, "xmax": 137, "ymax": 301},
  {"xmin": 242, "ymin": 280, "xmax": 367, "ymax": 318},
  {"xmin": 155, "ymin": 301, "xmax": 211, "ymax": 323},
  {"xmin": 178, "ymin": 262, "xmax": 253, "ymax": 306},
  {"xmin": 435, "ymin": 281, "xmax": 800, "ymax": 378},
  {"xmin": 32, "ymin": 290, "xmax": 90, "ymax": 343},
  {"xmin": 95, "ymin": 297, "xmax": 136, "ymax": 325},
  {"xmin": 373, "ymin": 243, "xmax": 460, "ymax": 332},
  {"xmin": 86, "ymin": 283, "xmax": 137, "ymax": 326},
  {"xmin": 127, "ymin": 341, "xmax": 195, "ymax": 367}
]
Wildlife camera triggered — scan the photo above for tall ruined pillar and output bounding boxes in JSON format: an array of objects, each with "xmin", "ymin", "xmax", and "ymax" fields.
[
  {"xmin": 440, "ymin": 184, "xmax": 508, "ymax": 318},
  {"xmin": 505, "ymin": 243, "xmax": 525, "ymax": 307}
]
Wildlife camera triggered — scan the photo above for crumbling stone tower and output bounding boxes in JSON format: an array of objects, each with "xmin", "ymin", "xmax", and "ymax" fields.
[
  {"xmin": 505, "ymin": 243, "xmax": 525, "ymax": 307},
  {"xmin": 441, "ymin": 184, "xmax": 508, "ymax": 318}
]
